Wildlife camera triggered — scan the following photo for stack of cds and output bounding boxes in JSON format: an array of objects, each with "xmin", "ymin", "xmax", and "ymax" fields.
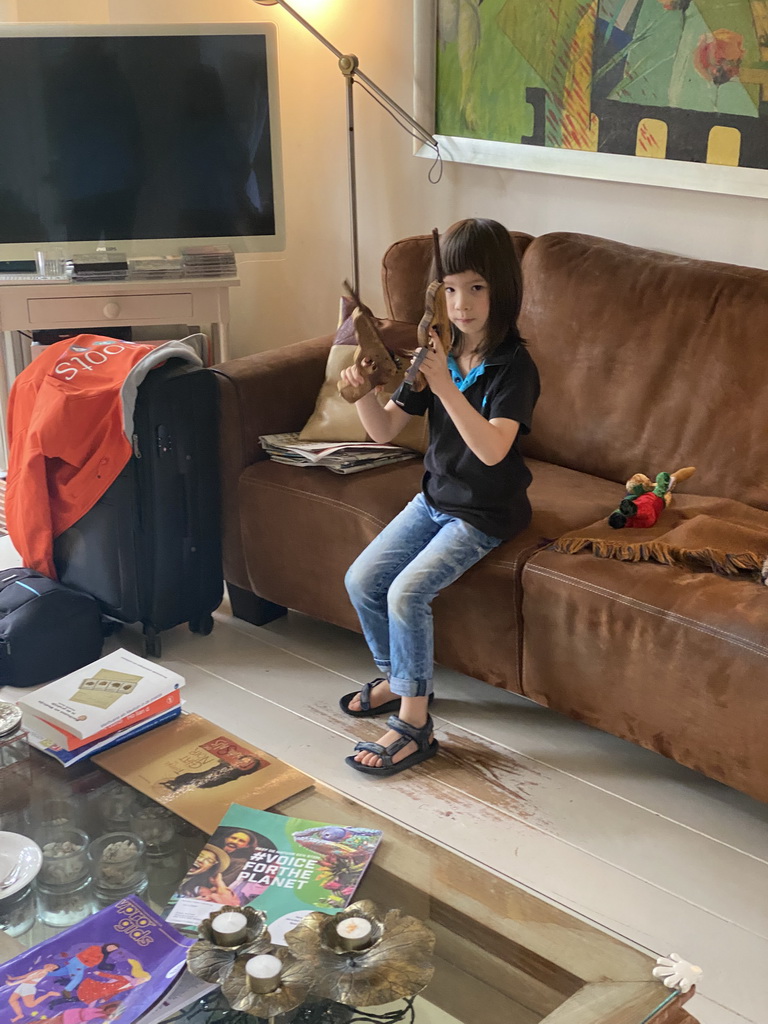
[
  {"xmin": 128, "ymin": 255, "xmax": 184, "ymax": 280},
  {"xmin": 67, "ymin": 252, "xmax": 129, "ymax": 282},
  {"xmin": 181, "ymin": 244, "xmax": 236, "ymax": 277}
]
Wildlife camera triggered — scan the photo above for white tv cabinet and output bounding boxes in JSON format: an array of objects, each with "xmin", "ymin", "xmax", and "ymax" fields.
[{"xmin": 0, "ymin": 274, "xmax": 239, "ymax": 470}]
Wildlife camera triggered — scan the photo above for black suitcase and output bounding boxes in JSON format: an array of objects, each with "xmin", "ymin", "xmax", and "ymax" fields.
[{"xmin": 53, "ymin": 358, "xmax": 223, "ymax": 658}]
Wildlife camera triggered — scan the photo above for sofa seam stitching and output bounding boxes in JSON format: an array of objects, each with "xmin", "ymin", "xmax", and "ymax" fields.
[
  {"xmin": 524, "ymin": 564, "xmax": 768, "ymax": 657},
  {"xmin": 242, "ymin": 478, "xmax": 389, "ymax": 530}
]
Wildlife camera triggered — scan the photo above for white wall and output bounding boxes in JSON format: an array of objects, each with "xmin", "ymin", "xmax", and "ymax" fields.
[{"xmin": 8, "ymin": 0, "xmax": 768, "ymax": 357}]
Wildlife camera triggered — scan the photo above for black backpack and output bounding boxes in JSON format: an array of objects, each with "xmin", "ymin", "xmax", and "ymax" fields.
[{"xmin": 0, "ymin": 568, "xmax": 104, "ymax": 687}]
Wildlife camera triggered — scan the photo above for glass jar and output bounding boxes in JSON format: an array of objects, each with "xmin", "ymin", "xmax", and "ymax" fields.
[
  {"xmin": 130, "ymin": 803, "xmax": 177, "ymax": 856},
  {"xmin": 26, "ymin": 795, "xmax": 80, "ymax": 833},
  {"xmin": 0, "ymin": 702, "xmax": 29, "ymax": 769},
  {"xmin": 89, "ymin": 831, "xmax": 148, "ymax": 905},
  {"xmin": 36, "ymin": 873, "xmax": 94, "ymax": 927},
  {"xmin": 0, "ymin": 883, "xmax": 36, "ymax": 937},
  {"xmin": 35, "ymin": 825, "xmax": 93, "ymax": 926},
  {"xmin": 98, "ymin": 780, "xmax": 140, "ymax": 832}
]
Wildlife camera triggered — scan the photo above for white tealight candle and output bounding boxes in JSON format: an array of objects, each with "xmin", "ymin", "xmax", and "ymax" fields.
[
  {"xmin": 245, "ymin": 953, "xmax": 283, "ymax": 994},
  {"xmin": 211, "ymin": 910, "xmax": 248, "ymax": 946},
  {"xmin": 336, "ymin": 916, "xmax": 373, "ymax": 951}
]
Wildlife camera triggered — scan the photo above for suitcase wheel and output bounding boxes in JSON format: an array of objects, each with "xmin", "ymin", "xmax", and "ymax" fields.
[
  {"xmin": 143, "ymin": 625, "xmax": 162, "ymax": 658},
  {"xmin": 189, "ymin": 614, "xmax": 214, "ymax": 637}
]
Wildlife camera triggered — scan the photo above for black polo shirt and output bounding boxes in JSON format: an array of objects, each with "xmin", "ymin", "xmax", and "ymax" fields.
[{"xmin": 392, "ymin": 334, "xmax": 540, "ymax": 540}]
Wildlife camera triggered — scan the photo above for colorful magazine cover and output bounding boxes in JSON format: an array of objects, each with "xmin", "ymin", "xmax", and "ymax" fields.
[
  {"xmin": 165, "ymin": 804, "xmax": 382, "ymax": 944},
  {"xmin": 0, "ymin": 898, "xmax": 191, "ymax": 1024}
]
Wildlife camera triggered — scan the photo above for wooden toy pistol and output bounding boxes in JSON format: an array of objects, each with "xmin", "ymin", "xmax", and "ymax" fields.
[{"xmin": 336, "ymin": 280, "xmax": 405, "ymax": 404}]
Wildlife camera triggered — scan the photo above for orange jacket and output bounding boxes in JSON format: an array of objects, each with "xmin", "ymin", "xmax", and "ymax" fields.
[{"xmin": 7, "ymin": 334, "xmax": 201, "ymax": 579}]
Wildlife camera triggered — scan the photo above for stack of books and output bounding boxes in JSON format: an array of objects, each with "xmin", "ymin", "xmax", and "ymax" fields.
[
  {"xmin": 18, "ymin": 648, "xmax": 184, "ymax": 766},
  {"xmin": 181, "ymin": 244, "xmax": 237, "ymax": 277},
  {"xmin": 259, "ymin": 432, "xmax": 418, "ymax": 475}
]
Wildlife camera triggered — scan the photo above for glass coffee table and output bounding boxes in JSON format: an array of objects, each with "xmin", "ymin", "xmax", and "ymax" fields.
[{"xmin": 0, "ymin": 747, "xmax": 697, "ymax": 1024}]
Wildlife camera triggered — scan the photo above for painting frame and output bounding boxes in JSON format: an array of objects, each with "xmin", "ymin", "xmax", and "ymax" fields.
[{"xmin": 413, "ymin": 0, "xmax": 768, "ymax": 199}]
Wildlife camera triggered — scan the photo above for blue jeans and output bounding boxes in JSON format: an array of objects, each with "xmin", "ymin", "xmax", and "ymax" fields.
[{"xmin": 344, "ymin": 493, "xmax": 502, "ymax": 698}]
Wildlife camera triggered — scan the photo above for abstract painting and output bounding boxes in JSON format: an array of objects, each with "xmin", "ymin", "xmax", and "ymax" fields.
[{"xmin": 416, "ymin": 0, "xmax": 768, "ymax": 196}]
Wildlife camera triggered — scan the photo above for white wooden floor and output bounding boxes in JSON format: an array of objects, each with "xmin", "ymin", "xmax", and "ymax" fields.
[{"xmin": 3, "ymin": 536, "xmax": 766, "ymax": 1024}]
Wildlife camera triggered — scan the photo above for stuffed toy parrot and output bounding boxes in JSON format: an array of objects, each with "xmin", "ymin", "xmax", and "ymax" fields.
[{"xmin": 608, "ymin": 466, "xmax": 696, "ymax": 529}]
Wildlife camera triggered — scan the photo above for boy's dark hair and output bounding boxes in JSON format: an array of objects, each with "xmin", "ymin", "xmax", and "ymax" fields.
[{"xmin": 435, "ymin": 218, "xmax": 523, "ymax": 358}]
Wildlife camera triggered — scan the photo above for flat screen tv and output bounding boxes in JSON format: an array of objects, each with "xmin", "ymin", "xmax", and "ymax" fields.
[{"xmin": 0, "ymin": 22, "xmax": 284, "ymax": 260}]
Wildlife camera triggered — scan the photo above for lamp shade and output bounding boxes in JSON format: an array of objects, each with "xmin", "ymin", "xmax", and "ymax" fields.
[{"xmin": 254, "ymin": 1, "xmax": 280, "ymax": 5}]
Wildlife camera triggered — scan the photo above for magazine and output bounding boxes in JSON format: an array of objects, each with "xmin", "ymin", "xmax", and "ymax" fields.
[
  {"xmin": 165, "ymin": 803, "xmax": 382, "ymax": 944},
  {"xmin": 17, "ymin": 648, "xmax": 184, "ymax": 740},
  {"xmin": 259, "ymin": 432, "xmax": 418, "ymax": 474},
  {"xmin": 93, "ymin": 713, "xmax": 312, "ymax": 833},
  {"xmin": 0, "ymin": 897, "xmax": 191, "ymax": 1024}
]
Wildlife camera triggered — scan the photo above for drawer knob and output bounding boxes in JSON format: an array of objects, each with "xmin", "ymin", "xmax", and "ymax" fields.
[{"xmin": 103, "ymin": 301, "xmax": 121, "ymax": 319}]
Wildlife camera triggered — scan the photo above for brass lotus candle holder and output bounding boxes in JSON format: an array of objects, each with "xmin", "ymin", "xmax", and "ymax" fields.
[
  {"xmin": 186, "ymin": 905, "xmax": 271, "ymax": 985},
  {"xmin": 285, "ymin": 899, "xmax": 435, "ymax": 1008},
  {"xmin": 221, "ymin": 945, "xmax": 311, "ymax": 1018}
]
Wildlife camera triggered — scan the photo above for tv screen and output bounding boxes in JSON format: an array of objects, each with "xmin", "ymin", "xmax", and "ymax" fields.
[{"xmin": 0, "ymin": 23, "xmax": 284, "ymax": 258}]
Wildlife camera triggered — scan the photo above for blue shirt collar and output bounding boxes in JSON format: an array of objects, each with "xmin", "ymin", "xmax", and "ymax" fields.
[{"xmin": 447, "ymin": 354, "xmax": 487, "ymax": 392}]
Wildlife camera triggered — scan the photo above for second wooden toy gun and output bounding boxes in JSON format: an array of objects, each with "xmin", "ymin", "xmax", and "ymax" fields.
[
  {"xmin": 336, "ymin": 280, "xmax": 405, "ymax": 404},
  {"xmin": 393, "ymin": 227, "xmax": 452, "ymax": 408}
]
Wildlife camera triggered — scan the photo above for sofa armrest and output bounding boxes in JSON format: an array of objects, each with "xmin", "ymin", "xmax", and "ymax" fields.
[{"xmin": 214, "ymin": 335, "xmax": 333, "ymax": 589}]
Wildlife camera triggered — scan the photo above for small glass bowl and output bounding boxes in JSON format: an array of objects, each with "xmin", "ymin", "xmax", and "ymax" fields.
[
  {"xmin": 37, "ymin": 826, "xmax": 90, "ymax": 888},
  {"xmin": 36, "ymin": 874, "xmax": 94, "ymax": 928},
  {"xmin": 0, "ymin": 884, "xmax": 36, "ymax": 937},
  {"xmin": 89, "ymin": 831, "xmax": 147, "ymax": 904},
  {"xmin": 130, "ymin": 803, "xmax": 177, "ymax": 856}
]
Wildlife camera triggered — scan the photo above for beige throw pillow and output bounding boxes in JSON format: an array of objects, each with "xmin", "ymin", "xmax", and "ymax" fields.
[{"xmin": 299, "ymin": 345, "xmax": 429, "ymax": 454}]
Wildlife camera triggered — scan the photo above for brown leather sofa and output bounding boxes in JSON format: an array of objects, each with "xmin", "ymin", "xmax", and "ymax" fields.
[{"xmin": 215, "ymin": 231, "xmax": 768, "ymax": 804}]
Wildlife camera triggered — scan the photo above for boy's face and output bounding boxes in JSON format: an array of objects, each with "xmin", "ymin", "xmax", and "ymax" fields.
[{"xmin": 444, "ymin": 270, "xmax": 490, "ymax": 348}]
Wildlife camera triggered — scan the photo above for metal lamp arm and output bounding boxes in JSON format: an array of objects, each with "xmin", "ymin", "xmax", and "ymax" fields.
[
  {"xmin": 258, "ymin": 0, "xmax": 437, "ymax": 149},
  {"xmin": 254, "ymin": 0, "xmax": 440, "ymax": 293}
]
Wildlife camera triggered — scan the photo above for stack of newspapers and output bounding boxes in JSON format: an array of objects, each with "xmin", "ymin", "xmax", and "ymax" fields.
[
  {"xmin": 17, "ymin": 649, "xmax": 184, "ymax": 766},
  {"xmin": 259, "ymin": 432, "xmax": 418, "ymax": 474}
]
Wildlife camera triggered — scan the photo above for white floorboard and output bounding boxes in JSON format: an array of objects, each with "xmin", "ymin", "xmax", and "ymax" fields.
[{"xmin": 1, "ymin": 531, "xmax": 765, "ymax": 1024}]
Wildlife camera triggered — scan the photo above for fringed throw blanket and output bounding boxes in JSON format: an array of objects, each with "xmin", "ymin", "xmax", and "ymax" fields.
[{"xmin": 553, "ymin": 497, "xmax": 768, "ymax": 577}]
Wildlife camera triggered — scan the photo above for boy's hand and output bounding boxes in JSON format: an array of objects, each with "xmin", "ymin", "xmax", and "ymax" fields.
[
  {"xmin": 419, "ymin": 332, "xmax": 453, "ymax": 398},
  {"xmin": 339, "ymin": 359, "xmax": 381, "ymax": 398}
]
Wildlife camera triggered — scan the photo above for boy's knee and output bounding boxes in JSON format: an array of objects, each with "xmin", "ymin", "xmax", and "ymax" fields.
[
  {"xmin": 387, "ymin": 577, "xmax": 427, "ymax": 622},
  {"xmin": 344, "ymin": 560, "xmax": 370, "ymax": 603}
]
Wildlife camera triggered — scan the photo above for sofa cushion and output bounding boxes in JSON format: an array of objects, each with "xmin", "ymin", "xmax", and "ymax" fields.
[
  {"xmin": 238, "ymin": 457, "xmax": 625, "ymax": 692},
  {"xmin": 298, "ymin": 340, "xmax": 429, "ymax": 454},
  {"xmin": 518, "ymin": 232, "xmax": 768, "ymax": 509},
  {"xmin": 521, "ymin": 547, "xmax": 768, "ymax": 802}
]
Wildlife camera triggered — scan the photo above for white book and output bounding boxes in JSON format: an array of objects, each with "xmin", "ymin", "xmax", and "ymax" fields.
[{"xmin": 17, "ymin": 648, "xmax": 185, "ymax": 740}]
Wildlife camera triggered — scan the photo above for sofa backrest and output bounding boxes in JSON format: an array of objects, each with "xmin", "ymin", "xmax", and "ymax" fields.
[
  {"xmin": 518, "ymin": 233, "xmax": 768, "ymax": 509},
  {"xmin": 381, "ymin": 231, "xmax": 533, "ymax": 324}
]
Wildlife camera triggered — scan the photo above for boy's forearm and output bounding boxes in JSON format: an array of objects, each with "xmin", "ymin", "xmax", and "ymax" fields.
[
  {"xmin": 354, "ymin": 392, "xmax": 410, "ymax": 442},
  {"xmin": 438, "ymin": 388, "xmax": 518, "ymax": 465}
]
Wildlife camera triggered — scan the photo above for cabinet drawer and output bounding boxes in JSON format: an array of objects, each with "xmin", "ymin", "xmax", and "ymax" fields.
[{"xmin": 26, "ymin": 292, "xmax": 194, "ymax": 325}]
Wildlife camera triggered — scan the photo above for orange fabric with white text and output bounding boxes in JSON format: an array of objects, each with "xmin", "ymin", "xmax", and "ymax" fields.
[{"xmin": 6, "ymin": 335, "xmax": 160, "ymax": 579}]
